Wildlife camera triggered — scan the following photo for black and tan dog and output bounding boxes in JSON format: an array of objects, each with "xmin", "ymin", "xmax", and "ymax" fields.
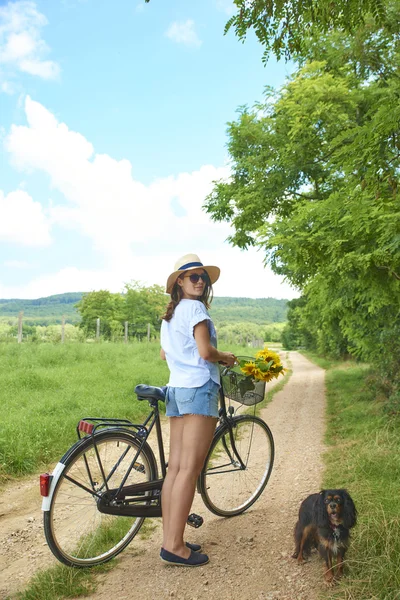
[{"xmin": 292, "ymin": 489, "xmax": 357, "ymax": 584}]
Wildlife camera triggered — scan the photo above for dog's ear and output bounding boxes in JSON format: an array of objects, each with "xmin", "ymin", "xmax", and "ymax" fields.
[
  {"xmin": 313, "ymin": 491, "xmax": 329, "ymax": 528},
  {"xmin": 341, "ymin": 489, "xmax": 357, "ymax": 529}
]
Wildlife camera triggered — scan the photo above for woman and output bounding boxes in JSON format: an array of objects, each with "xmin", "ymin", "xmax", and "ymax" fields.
[{"xmin": 160, "ymin": 253, "xmax": 236, "ymax": 567}]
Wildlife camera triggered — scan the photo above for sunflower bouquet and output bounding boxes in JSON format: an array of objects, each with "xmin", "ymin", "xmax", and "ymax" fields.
[
  {"xmin": 220, "ymin": 348, "xmax": 285, "ymax": 406},
  {"xmin": 238, "ymin": 349, "xmax": 285, "ymax": 383}
]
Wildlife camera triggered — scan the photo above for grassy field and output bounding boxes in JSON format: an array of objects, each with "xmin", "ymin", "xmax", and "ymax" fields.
[
  {"xmin": 0, "ymin": 341, "xmax": 256, "ymax": 482},
  {"xmin": 302, "ymin": 353, "xmax": 400, "ymax": 600}
]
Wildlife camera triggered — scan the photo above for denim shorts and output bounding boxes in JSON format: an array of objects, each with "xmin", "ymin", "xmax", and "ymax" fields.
[{"xmin": 166, "ymin": 379, "xmax": 220, "ymax": 418}]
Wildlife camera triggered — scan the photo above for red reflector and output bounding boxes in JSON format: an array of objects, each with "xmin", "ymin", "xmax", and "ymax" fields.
[
  {"xmin": 40, "ymin": 473, "xmax": 51, "ymax": 497},
  {"xmin": 78, "ymin": 420, "xmax": 94, "ymax": 435}
]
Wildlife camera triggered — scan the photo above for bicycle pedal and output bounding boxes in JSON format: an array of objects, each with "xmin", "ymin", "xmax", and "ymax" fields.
[{"xmin": 187, "ymin": 513, "xmax": 203, "ymax": 528}]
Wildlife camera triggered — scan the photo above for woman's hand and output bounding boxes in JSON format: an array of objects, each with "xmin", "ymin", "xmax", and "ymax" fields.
[{"xmin": 218, "ymin": 352, "xmax": 237, "ymax": 367}]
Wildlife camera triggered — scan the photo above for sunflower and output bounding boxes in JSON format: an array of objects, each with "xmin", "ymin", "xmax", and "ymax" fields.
[
  {"xmin": 255, "ymin": 348, "xmax": 282, "ymax": 366},
  {"xmin": 241, "ymin": 361, "xmax": 258, "ymax": 377},
  {"xmin": 238, "ymin": 348, "xmax": 285, "ymax": 383}
]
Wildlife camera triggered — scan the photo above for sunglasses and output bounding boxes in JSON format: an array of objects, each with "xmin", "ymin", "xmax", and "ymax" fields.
[{"xmin": 184, "ymin": 273, "xmax": 210, "ymax": 284}]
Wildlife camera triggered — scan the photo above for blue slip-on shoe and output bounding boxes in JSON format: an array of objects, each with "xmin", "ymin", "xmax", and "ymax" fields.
[
  {"xmin": 186, "ymin": 542, "xmax": 201, "ymax": 552},
  {"xmin": 161, "ymin": 542, "xmax": 202, "ymax": 552},
  {"xmin": 160, "ymin": 548, "xmax": 209, "ymax": 567}
]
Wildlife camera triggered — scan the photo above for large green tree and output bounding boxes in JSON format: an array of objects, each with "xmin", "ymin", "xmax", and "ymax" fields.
[{"xmin": 205, "ymin": 20, "xmax": 400, "ymax": 378}]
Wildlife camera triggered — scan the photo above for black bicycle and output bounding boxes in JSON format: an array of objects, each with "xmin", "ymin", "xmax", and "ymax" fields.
[{"xmin": 40, "ymin": 359, "xmax": 274, "ymax": 567}]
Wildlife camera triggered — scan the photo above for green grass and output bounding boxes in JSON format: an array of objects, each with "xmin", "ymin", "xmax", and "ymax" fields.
[
  {"xmin": 298, "ymin": 350, "xmax": 345, "ymax": 370},
  {"xmin": 305, "ymin": 357, "xmax": 400, "ymax": 600},
  {"xmin": 15, "ymin": 563, "xmax": 105, "ymax": 600},
  {"xmin": 0, "ymin": 342, "xmax": 170, "ymax": 481}
]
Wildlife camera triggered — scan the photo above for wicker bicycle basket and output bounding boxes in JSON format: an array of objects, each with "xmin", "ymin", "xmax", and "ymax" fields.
[{"xmin": 219, "ymin": 357, "xmax": 266, "ymax": 406}]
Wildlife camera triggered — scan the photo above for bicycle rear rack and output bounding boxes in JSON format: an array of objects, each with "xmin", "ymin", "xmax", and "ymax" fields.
[{"xmin": 77, "ymin": 418, "xmax": 147, "ymax": 439}]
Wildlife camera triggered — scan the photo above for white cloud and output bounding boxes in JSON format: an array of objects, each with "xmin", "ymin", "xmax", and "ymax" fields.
[
  {"xmin": 0, "ymin": 266, "xmax": 122, "ymax": 298},
  {"xmin": 0, "ymin": 1, "xmax": 59, "ymax": 86},
  {"xmin": 3, "ymin": 96, "xmax": 299, "ymax": 301},
  {"xmin": 0, "ymin": 188, "xmax": 52, "ymax": 246},
  {"xmin": 6, "ymin": 96, "xmax": 228, "ymax": 262},
  {"xmin": 216, "ymin": 0, "xmax": 236, "ymax": 16},
  {"xmin": 4, "ymin": 259, "xmax": 31, "ymax": 268},
  {"xmin": 1, "ymin": 79, "xmax": 15, "ymax": 93},
  {"xmin": 165, "ymin": 20, "xmax": 202, "ymax": 48}
]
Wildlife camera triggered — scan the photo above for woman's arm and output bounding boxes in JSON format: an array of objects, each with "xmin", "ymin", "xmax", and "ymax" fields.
[
  {"xmin": 194, "ymin": 321, "xmax": 236, "ymax": 367},
  {"xmin": 160, "ymin": 348, "xmax": 166, "ymax": 360}
]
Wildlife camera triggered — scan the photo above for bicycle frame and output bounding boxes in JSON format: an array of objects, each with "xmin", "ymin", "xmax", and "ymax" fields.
[
  {"xmin": 42, "ymin": 386, "xmax": 248, "ymax": 519},
  {"xmin": 78, "ymin": 397, "xmax": 168, "ymax": 518}
]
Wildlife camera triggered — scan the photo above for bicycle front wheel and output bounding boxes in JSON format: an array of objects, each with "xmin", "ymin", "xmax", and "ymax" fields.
[
  {"xmin": 44, "ymin": 430, "xmax": 157, "ymax": 567},
  {"xmin": 199, "ymin": 415, "xmax": 274, "ymax": 517}
]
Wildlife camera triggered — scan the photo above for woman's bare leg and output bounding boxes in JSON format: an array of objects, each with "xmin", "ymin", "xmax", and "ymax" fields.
[
  {"xmin": 163, "ymin": 414, "xmax": 217, "ymax": 557},
  {"xmin": 161, "ymin": 417, "xmax": 184, "ymax": 548}
]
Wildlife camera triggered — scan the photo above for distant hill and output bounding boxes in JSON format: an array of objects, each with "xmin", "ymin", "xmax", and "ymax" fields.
[
  {"xmin": 0, "ymin": 292, "xmax": 288, "ymax": 325},
  {"xmin": 210, "ymin": 297, "xmax": 287, "ymax": 324},
  {"xmin": 0, "ymin": 293, "xmax": 83, "ymax": 325}
]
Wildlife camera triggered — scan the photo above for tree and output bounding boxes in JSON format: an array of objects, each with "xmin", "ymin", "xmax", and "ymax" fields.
[
  {"xmin": 204, "ymin": 27, "xmax": 400, "ymax": 379},
  {"xmin": 123, "ymin": 282, "xmax": 167, "ymax": 339},
  {"xmin": 225, "ymin": 0, "xmax": 388, "ymax": 61},
  {"xmin": 75, "ymin": 284, "xmax": 168, "ymax": 340},
  {"xmin": 76, "ymin": 290, "xmax": 124, "ymax": 339}
]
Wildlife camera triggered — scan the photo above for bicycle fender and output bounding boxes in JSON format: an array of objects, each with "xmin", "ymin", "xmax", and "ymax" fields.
[{"xmin": 41, "ymin": 461, "xmax": 65, "ymax": 512}]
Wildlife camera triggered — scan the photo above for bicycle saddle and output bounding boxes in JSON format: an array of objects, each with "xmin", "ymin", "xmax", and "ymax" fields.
[{"xmin": 135, "ymin": 384, "xmax": 166, "ymax": 402}]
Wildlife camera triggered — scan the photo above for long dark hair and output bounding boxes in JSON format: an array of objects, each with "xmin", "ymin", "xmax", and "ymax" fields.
[{"xmin": 161, "ymin": 272, "xmax": 214, "ymax": 322}]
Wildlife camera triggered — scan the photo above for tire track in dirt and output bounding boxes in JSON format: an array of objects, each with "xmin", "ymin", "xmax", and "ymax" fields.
[{"xmin": 0, "ymin": 351, "xmax": 327, "ymax": 600}]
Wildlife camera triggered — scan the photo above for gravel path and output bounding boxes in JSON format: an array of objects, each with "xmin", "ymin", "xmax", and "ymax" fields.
[{"xmin": 0, "ymin": 351, "xmax": 327, "ymax": 600}]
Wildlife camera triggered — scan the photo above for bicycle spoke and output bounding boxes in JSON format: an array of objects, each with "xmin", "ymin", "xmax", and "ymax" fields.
[
  {"xmin": 44, "ymin": 432, "xmax": 156, "ymax": 566},
  {"xmin": 200, "ymin": 416, "xmax": 274, "ymax": 516}
]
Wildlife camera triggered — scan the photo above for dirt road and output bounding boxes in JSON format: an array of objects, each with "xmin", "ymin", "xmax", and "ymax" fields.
[{"xmin": 0, "ymin": 351, "xmax": 327, "ymax": 600}]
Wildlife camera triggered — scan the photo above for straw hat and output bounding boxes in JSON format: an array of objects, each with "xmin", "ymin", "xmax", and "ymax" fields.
[{"xmin": 166, "ymin": 253, "xmax": 220, "ymax": 294}]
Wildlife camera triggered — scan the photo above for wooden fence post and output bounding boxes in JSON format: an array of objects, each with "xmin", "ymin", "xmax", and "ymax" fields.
[
  {"xmin": 147, "ymin": 323, "xmax": 150, "ymax": 342},
  {"xmin": 124, "ymin": 321, "xmax": 128, "ymax": 344},
  {"xmin": 96, "ymin": 318, "xmax": 100, "ymax": 340},
  {"xmin": 17, "ymin": 311, "xmax": 23, "ymax": 343}
]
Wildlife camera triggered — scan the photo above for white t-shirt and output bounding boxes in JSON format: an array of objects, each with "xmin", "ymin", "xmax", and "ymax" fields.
[{"xmin": 160, "ymin": 299, "xmax": 220, "ymax": 388}]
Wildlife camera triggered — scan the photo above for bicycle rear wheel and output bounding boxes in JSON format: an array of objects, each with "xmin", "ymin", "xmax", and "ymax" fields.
[
  {"xmin": 199, "ymin": 415, "xmax": 274, "ymax": 517},
  {"xmin": 44, "ymin": 430, "xmax": 157, "ymax": 567}
]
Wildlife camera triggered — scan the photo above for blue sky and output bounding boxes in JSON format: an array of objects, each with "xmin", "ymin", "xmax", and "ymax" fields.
[{"xmin": 0, "ymin": 0, "xmax": 298, "ymax": 300}]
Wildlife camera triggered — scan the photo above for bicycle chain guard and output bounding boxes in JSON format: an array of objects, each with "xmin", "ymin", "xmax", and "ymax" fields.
[{"xmin": 97, "ymin": 479, "xmax": 163, "ymax": 518}]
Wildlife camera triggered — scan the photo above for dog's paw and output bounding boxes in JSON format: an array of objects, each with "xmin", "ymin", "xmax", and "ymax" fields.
[{"xmin": 324, "ymin": 573, "xmax": 335, "ymax": 587}]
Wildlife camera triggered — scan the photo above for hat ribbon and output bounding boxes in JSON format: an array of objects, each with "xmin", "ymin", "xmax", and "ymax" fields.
[{"xmin": 179, "ymin": 261, "xmax": 203, "ymax": 270}]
